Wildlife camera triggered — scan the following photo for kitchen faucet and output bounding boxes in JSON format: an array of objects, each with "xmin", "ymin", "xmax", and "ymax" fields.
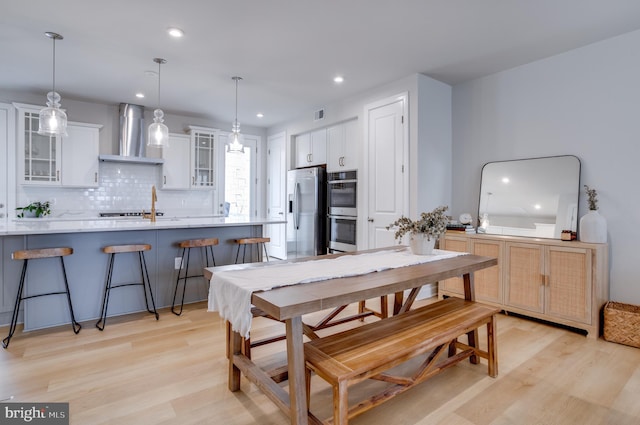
[{"xmin": 142, "ymin": 185, "xmax": 157, "ymax": 222}]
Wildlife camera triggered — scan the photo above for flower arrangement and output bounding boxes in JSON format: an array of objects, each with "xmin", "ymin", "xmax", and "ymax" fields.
[
  {"xmin": 584, "ymin": 185, "xmax": 598, "ymax": 211},
  {"xmin": 16, "ymin": 201, "xmax": 51, "ymax": 218},
  {"xmin": 387, "ymin": 205, "xmax": 449, "ymax": 242}
]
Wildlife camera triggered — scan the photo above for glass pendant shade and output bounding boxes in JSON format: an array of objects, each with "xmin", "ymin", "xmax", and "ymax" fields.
[
  {"xmin": 38, "ymin": 32, "xmax": 67, "ymax": 137},
  {"xmin": 38, "ymin": 91, "xmax": 68, "ymax": 136},
  {"xmin": 227, "ymin": 119, "xmax": 245, "ymax": 153},
  {"xmin": 148, "ymin": 109, "xmax": 169, "ymax": 148},
  {"xmin": 147, "ymin": 58, "xmax": 169, "ymax": 147},
  {"xmin": 227, "ymin": 76, "xmax": 245, "ymax": 153}
]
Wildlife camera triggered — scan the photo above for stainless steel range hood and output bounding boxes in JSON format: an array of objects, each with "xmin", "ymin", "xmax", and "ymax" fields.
[{"xmin": 99, "ymin": 103, "xmax": 164, "ymax": 165}]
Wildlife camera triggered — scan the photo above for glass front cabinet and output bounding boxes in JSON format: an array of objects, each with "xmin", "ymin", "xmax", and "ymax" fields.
[
  {"xmin": 20, "ymin": 108, "xmax": 61, "ymax": 184},
  {"xmin": 189, "ymin": 126, "xmax": 221, "ymax": 190},
  {"xmin": 15, "ymin": 103, "xmax": 101, "ymax": 187}
]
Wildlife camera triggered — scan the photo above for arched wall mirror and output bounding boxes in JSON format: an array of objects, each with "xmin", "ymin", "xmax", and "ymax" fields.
[{"xmin": 478, "ymin": 155, "xmax": 581, "ymax": 239}]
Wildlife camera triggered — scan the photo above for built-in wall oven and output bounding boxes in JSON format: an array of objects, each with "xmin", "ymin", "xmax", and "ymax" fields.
[{"xmin": 327, "ymin": 170, "xmax": 357, "ymax": 253}]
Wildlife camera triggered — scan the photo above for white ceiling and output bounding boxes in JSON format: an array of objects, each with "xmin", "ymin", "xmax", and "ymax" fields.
[{"xmin": 2, "ymin": 0, "xmax": 640, "ymax": 128}]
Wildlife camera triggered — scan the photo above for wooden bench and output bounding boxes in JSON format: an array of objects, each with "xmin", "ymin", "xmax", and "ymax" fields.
[{"xmin": 304, "ymin": 297, "xmax": 500, "ymax": 424}]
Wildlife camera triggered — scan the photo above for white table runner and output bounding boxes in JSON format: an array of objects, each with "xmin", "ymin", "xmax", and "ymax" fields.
[{"xmin": 208, "ymin": 247, "xmax": 466, "ymax": 337}]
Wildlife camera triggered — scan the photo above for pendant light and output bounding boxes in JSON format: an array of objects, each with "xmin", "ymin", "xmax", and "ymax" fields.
[
  {"xmin": 147, "ymin": 58, "xmax": 169, "ymax": 148},
  {"xmin": 38, "ymin": 32, "xmax": 68, "ymax": 136},
  {"xmin": 227, "ymin": 76, "xmax": 245, "ymax": 153}
]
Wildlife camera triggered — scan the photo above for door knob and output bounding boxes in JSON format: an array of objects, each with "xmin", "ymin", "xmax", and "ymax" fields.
[{"xmin": 368, "ymin": 218, "xmax": 374, "ymax": 222}]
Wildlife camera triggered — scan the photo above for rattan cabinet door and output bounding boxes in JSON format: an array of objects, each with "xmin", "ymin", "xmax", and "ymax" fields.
[
  {"xmin": 545, "ymin": 246, "xmax": 592, "ymax": 324},
  {"xmin": 438, "ymin": 234, "xmax": 469, "ymax": 297},
  {"xmin": 504, "ymin": 242, "xmax": 544, "ymax": 313},
  {"xmin": 470, "ymin": 239, "xmax": 503, "ymax": 304}
]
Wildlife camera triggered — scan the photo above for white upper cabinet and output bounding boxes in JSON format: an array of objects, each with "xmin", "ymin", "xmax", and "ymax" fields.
[
  {"xmin": 161, "ymin": 133, "xmax": 191, "ymax": 190},
  {"xmin": 295, "ymin": 132, "xmax": 310, "ymax": 168},
  {"xmin": 16, "ymin": 103, "xmax": 101, "ymax": 187},
  {"xmin": 189, "ymin": 126, "xmax": 220, "ymax": 190},
  {"xmin": 162, "ymin": 127, "xmax": 224, "ymax": 192},
  {"xmin": 295, "ymin": 128, "xmax": 326, "ymax": 168},
  {"xmin": 327, "ymin": 119, "xmax": 358, "ymax": 172},
  {"xmin": 60, "ymin": 122, "xmax": 101, "ymax": 187},
  {"xmin": 18, "ymin": 105, "xmax": 61, "ymax": 185}
]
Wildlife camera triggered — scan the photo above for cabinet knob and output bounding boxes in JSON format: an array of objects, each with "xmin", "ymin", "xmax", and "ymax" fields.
[
  {"xmin": 0, "ymin": 203, "xmax": 4, "ymax": 208},
  {"xmin": 95, "ymin": 172, "xmax": 98, "ymax": 183},
  {"xmin": 57, "ymin": 170, "xmax": 60, "ymax": 181},
  {"xmin": 368, "ymin": 218, "xmax": 374, "ymax": 222},
  {"xmin": 164, "ymin": 175, "xmax": 167, "ymax": 184}
]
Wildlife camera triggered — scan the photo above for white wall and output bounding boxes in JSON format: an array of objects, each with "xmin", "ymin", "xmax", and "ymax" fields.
[
  {"xmin": 415, "ymin": 74, "xmax": 452, "ymax": 214},
  {"xmin": 451, "ymin": 29, "xmax": 640, "ymax": 304},
  {"xmin": 269, "ymin": 73, "xmax": 452, "ymax": 239}
]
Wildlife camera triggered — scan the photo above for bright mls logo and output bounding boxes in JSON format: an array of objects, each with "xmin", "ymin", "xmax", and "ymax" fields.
[{"xmin": 1, "ymin": 403, "xmax": 69, "ymax": 424}]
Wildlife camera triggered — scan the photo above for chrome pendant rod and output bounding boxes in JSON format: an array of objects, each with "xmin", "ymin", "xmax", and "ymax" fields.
[{"xmin": 45, "ymin": 32, "xmax": 63, "ymax": 95}]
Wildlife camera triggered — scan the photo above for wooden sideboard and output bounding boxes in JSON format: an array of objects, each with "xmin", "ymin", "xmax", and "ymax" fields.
[{"xmin": 439, "ymin": 232, "xmax": 609, "ymax": 338}]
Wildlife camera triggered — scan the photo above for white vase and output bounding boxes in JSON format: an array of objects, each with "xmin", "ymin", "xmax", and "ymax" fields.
[
  {"xmin": 410, "ymin": 234, "xmax": 436, "ymax": 255},
  {"xmin": 579, "ymin": 210, "xmax": 607, "ymax": 243}
]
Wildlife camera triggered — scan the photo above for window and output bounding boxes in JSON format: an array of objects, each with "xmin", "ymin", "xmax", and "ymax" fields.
[{"xmin": 224, "ymin": 136, "xmax": 257, "ymax": 218}]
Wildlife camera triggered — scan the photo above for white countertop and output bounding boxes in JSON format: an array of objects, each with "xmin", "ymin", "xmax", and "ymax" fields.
[{"xmin": 0, "ymin": 216, "xmax": 287, "ymax": 236}]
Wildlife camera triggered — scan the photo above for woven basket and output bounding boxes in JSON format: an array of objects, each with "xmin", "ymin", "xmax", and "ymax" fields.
[{"xmin": 603, "ymin": 301, "xmax": 640, "ymax": 348}]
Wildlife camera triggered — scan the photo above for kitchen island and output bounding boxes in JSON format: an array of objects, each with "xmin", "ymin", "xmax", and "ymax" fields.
[{"xmin": 0, "ymin": 216, "xmax": 285, "ymax": 331}]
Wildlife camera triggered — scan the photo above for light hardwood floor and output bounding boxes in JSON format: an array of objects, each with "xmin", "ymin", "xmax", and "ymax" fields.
[{"xmin": 1, "ymin": 300, "xmax": 639, "ymax": 425}]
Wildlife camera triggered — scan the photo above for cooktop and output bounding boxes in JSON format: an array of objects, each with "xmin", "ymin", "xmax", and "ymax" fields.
[{"xmin": 99, "ymin": 211, "xmax": 164, "ymax": 217}]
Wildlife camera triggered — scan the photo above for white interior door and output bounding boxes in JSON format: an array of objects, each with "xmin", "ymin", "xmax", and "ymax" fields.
[
  {"xmin": 364, "ymin": 94, "xmax": 408, "ymax": 249},
  {"xmin": 266, "ymin": 132, "xmax": 287, "ymax": 259}
]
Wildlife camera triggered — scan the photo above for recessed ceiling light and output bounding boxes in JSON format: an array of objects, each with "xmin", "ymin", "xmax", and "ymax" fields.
[
  {"xmin": 333, "ymin": 76, "xmax": 344, "ymax": 83},
  {"xmin": 502, "ymin": 177, "xmax": 510, "ymax": 183},
  {"xmin": 135, "ymin": 93, "xmax": 145, "ymax": 98},
  {"xmin": 256, "ymin": 113, "xmax": 264, "ymax": 118},
  {"xmin": 167, "ymin": 27, "xmax": 184, "ymax": 38}
]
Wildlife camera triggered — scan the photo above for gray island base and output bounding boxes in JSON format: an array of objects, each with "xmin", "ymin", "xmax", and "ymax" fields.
[{"xmin": 0, "ymin": 217, "xmax": 284, "ymax": 331}]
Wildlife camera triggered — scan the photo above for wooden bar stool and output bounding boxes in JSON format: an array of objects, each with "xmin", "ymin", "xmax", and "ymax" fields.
[
  {"xmin": 172, "ymin": 237, "xmax": 218, "ymax": 316},
  {"xmin": 3, "ymin": 247, "xmax": 81, "ymax": 348},
  {"xmin": 234, "ymin": 237, "xmax": 270, "ymax": 264},
  {"xmin": 96, "ymin": 244, "xmax": 159, "ymax": 330}
]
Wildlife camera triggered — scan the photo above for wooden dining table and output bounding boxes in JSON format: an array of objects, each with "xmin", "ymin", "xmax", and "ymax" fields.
[{"xmin": 204, "ymin": 246, "xmax": 497, "ymax": 425}]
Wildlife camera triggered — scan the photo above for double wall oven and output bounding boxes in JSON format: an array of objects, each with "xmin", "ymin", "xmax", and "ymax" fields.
[{"xmin": 327, "ymin": 170, "xmax": 357, "ymax": 253}]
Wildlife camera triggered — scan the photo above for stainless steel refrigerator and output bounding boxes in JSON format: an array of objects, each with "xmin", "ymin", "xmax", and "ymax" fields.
[{"xmin": 287, "ymin": 167, "xmax": 327, "ymax": 259}]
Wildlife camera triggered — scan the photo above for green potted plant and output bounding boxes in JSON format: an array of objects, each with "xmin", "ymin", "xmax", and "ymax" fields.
[
  {"xmin": 386, "ymin": 205, "xmax": 449, "ymax": 254},
  {"xmin": 16, "ymin": 201, "xmax": 51, "ymax": 218}
]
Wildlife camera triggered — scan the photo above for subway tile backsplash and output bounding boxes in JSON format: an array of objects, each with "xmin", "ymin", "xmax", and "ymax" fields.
[{"xmin": 16, "ymin": 162, "xmax": 215, "ymax": 218}]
